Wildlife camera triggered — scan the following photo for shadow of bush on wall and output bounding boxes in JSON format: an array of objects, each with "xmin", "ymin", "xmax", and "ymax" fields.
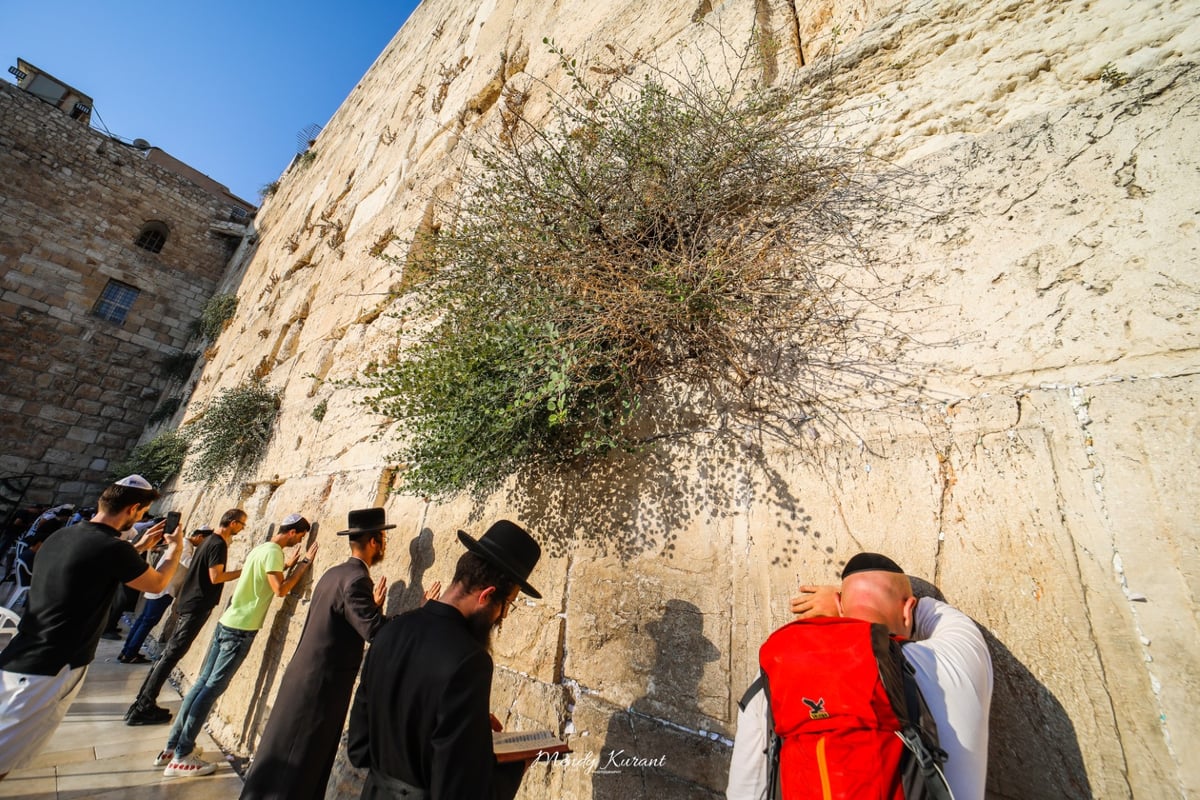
[{"xmin": 505, "ymin": 422, "xmax": 822, "ymax": 562}]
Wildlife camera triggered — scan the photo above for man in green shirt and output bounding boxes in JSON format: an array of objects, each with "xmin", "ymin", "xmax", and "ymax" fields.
[{"xmin": 159, "ymin": 514, "xmax": 318, "ymax": 778}]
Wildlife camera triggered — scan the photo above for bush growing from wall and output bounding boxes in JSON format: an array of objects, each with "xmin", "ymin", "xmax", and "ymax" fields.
[
  {"xmin": 161, "ymin": 351, "xmax": 199, "ymax": 382},
  {"xmin": 184, "ymin": 379, "xmax": 281, "ymax": 484},
  {"xmin": 113, "ymin": 430, "xmax": 190, "ymax": 486},
  {"xmin": 147, "ymin": 397, "xmax": 182, "ymax": 425},
  {"xmin": 199, "ymin": 293, "xmax": 238, "ymax": 341},
  {"xmin": 363, "ymin": 45, "xmax": 901, "ymax": 498}
]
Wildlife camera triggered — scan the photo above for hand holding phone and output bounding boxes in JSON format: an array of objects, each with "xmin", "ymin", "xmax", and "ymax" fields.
[{"xmin": 162, "ymin": 510, "xmax": 184, "ymax": 552}]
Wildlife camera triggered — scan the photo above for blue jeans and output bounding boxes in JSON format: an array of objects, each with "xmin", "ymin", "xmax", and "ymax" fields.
[
  {"xmin": 164, "ymin": 623, "xmax": 256, "ymax": 757},
  {"xmin": 120, "ymin": 594, "xmax": 173, "ymax": 659}
]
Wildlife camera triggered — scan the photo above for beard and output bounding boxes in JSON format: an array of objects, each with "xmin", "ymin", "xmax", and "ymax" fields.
[{"xmin": 465, "ymin": 606, "xmax": 497, "ymax": 653}]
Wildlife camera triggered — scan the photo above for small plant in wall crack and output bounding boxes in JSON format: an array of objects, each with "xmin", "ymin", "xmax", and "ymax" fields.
[{"xmin": 1099, "ymin": 63, "xmax": 1130, "ymax": 89}]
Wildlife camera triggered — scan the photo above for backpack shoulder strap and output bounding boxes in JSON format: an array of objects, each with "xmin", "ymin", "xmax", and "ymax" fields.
[
  {"xmin": 897, "ymin": 642, "xmax": 955, "ymax": 800},
  {"xmin": 738, "ymin": 673, "xmax": 764, "ymax": 712},
  {"xmin": 760, "ymin": 671, "xmax": 782, "ymax": 800}
]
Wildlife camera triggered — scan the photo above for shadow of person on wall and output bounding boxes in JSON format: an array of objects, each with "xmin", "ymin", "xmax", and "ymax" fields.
[
  {"xmin": 912, "ymin": 577, "xmax": 1091, "ymax": 798},
  {"xmin": 385, "ymin": 526, "xmax": 436, "ymax": 617},
  {"xmin": 592, "ymin": 599, "xmax": 728, "ymax": 800},
  {"xmin": 981, "ymin": 627, "xmax": 1092, "ymax": 799}
]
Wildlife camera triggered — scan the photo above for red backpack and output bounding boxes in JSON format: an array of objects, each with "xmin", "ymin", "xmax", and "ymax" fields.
[{"xmin": 750, "ymin": 616, "xmax": 952, "ymax": 800}]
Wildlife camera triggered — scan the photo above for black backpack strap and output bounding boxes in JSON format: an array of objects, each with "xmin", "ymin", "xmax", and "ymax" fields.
[
  {"xmin": 760, "ymin": 672, "xmax": 782, "ymax": 800},
  {"xmin": 898, "ymin": 654, "xmax": 954, "ymax": 800},
  {"xmin": 737, "ymin": 672, "xmax": 782, "ymax": 799},
  {"xmin": 738, "ymin": 673, "xmax": 764, "ymax": 712}
]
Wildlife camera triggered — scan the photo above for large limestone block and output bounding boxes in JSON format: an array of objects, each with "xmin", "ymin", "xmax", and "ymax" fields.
[
  {"xmin": 565, "ymin": 556, "xmax": 730, "ymax": 734},
  {"xmin": 531, "ymin": 693, "xmax": 727, "ymax": 800},
  {"xmin": 885, "ymin": 63, "xmax": 1200, "ymax": 396},
  {"xmin": 934, "ymin": 401, "xmax": 1119, "ymax": 798},
  {"xmin": 1083, "ymin": 376, "xmax": 1200, "ymax": 797}
]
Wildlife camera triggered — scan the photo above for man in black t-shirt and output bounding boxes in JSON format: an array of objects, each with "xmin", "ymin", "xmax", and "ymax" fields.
[
  {"xmin": 0, "ymin": 476, "xmax": 183, "ymax": 779},
  {"xmin": 125, "ymin": 508, "xmax": 246, "ymax": 726}
]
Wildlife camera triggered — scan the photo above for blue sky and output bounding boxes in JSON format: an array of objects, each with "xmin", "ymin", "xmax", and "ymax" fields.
[{"xmin": 1, "ymin": 1, "xmax": 420, "ymax": 204}]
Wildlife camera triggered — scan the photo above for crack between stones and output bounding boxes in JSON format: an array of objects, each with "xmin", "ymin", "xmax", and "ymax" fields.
[{"xmin": 1066, "ymin": 384, "xmax": 1174, "ymax": 792}]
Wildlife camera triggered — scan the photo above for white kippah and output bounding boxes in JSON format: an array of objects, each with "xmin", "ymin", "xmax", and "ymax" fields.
[
  {"xmin": 281, "ymin": 513, "xmax": 306, "ymax": 526},
  {"xmin": 115, "ymin": 475, "xmax": 154, "ymax": 490}
]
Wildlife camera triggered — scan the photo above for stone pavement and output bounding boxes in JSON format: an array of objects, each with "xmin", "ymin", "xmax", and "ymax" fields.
[{"xmin": 0, "ymin": 636, "xmax": 243, "ymax": 799}]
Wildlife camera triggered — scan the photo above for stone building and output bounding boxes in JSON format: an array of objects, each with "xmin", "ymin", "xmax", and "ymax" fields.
[
  {"xmin": 0, "ymin": 61, "xmax": 255, "ymax": 508},
  {"xmin": 140, "ymin": 1, "xmax": 1196, "ymax": 798}
]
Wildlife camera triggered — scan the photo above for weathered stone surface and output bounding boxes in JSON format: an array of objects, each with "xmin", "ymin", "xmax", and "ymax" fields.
[
  {"xmin": 0, "ymin": 78, "xmax": 253, "ymax": 503},
  {"xmin": 139, "ymin": 0, "xmax": 1198, "ymax": 797}
]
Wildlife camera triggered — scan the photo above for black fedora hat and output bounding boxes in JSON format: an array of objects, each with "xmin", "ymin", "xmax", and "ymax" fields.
[
  {"xmin": 457, "ymin": 520, "xmax": 542, "ymax": 598},
  {"xmin": 336, "ymin": 507, "xmax": 397, "ymax": 537}
]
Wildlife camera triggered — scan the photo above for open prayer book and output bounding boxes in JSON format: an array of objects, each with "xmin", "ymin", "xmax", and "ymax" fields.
[{"xmin": 493, "ymin": 729, "xmax": 570, "ymax": 763}]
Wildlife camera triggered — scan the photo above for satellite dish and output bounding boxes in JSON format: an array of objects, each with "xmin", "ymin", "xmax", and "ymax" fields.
[{"xmin": 132, "ymin": 138, "xmax": 151, "ymax": 149}]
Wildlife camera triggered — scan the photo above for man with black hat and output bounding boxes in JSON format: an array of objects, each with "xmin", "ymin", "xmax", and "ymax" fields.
[
  {"xmin": 726, "ymin": 552, "xmax": 994, "ymax": 800},
  {"xmin": 347, "ymin": 519, "xmax": 542, "ymax": 800},
  {"xmin": 0, "ymin": 475, "xmax": 182, "ymax": 779},
  {"xmin": 240, "ymin": 508, "xmax": 441, "ymax": 800}
]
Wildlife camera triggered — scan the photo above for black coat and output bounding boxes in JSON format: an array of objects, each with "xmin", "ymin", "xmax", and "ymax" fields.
[
  {"xmin": 347, "ymin": 601, "xmax": 504, "ymax": 800},
  {"xmin": 240, "ymin": 557, "xmax": 387, "ymax": 800}
]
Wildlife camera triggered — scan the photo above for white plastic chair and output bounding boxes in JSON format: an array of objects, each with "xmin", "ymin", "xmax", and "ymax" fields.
[
  {"xmin": 0, "ymin": 605, "xmax": 19, "ymax": 646},
  {"xmin": 2, "ymin": 584, "xmax": 27, "ymax": 612}
]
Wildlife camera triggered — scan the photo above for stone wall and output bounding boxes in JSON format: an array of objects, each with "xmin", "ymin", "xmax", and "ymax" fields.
[
  {"xmin": 152, "ymin": 0, "xmax": 1197, "ymax": 797},
  {"xmin": 0, "ymin": 80, "xmax": 253, "ymax": 504}
]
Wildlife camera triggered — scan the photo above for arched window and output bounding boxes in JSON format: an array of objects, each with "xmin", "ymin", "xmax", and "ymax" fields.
[{"xmin": 134, "ymin": 221, "xmax": 169, "ymax": 253}]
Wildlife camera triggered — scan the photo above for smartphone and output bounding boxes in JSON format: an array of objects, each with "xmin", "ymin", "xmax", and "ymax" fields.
[{"xmin": 164, "ymin": 511, "xmax": 182, "ymax": 534}]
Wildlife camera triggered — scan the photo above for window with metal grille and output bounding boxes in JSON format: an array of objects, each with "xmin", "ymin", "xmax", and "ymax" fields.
[
  {"xmin": 92, "ymin": 279, "xmax": 140, "ymax": 325},
  {"xmin": 134, "ymin": 221, "xmax": 169, "ymax": 253}
]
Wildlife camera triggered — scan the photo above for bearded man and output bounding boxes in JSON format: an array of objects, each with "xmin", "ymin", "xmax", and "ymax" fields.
[
  {"xmin": 240, "ymin": 508, "xmax": 438, "ymax": 800},
  {"xmin": 347, "ymin": 519, "xmax": 542, "ymax": 800}
]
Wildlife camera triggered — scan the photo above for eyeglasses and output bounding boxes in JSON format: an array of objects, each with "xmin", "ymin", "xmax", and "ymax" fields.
[{"xmin": 496, "ymin": 595, "xmax": 518, "ymax": 618}]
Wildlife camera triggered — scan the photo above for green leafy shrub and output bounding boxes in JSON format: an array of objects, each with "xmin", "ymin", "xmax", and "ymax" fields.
[
  {"xmin": 260, "ymin": 180, "xmax": 280, "ymax": 199},
  {"xmin": 184, "ymin": 380, "xmax": 281, "ymax": 484},
  {"xmin": 311, "ymin": 398, "xmax": 328, "ymax": 422},
  {"xmin": 113, "ymin": 431, "xmax": 190, "ymax": 486},
  {"xmin": 161, "ymin": 351, "xmax": 199, "ymax": 381},
  {"xmin": 199, "ymin": 294, "xmax": 238, "ymax": 340},
  {"xmin": 147, "ymin": 397, "xmax": 182, "ymax": 425},
  {"xmin": 363, "ymin": 45, "xmax": 894, "ymax": 498}
]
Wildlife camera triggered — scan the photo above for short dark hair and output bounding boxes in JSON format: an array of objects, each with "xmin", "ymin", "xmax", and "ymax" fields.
[
  {"xmin": 97, "ymin": 483, "xmax": 159, "ymax": 514},
  {"xmin": 219, "ymin": 508, "xmax": 247, "ymax": 527},
  {"xmin": 452, "ymin": 551, "xmax": 517, "ymax": 600},
  {"xmin": 349, "ymin": 530, "xmax": 383, "ymax": 546},
  {"xmin": 279, "ymin": 518, "xmax": 311, "ymax": 534}
]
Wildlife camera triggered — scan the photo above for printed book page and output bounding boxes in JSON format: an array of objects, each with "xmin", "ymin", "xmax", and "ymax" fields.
[{"xmin": 493, "ymin": 730, "xmax": 570, "ymax": 763}]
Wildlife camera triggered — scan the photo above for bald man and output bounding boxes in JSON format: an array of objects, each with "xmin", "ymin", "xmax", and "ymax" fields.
[{"xmin": 727, "ymin": 553, "xmax": 993, "ymax": 800}]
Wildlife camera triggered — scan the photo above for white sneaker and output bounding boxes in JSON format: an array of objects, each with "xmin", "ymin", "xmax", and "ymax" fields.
[
  {"xmin": 153, "ymin": 746, "xmax": 202, "ymax": 767},
  {"xmin": 162, "ymin": 751, "xmax": 216, "ymax": 777}
]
